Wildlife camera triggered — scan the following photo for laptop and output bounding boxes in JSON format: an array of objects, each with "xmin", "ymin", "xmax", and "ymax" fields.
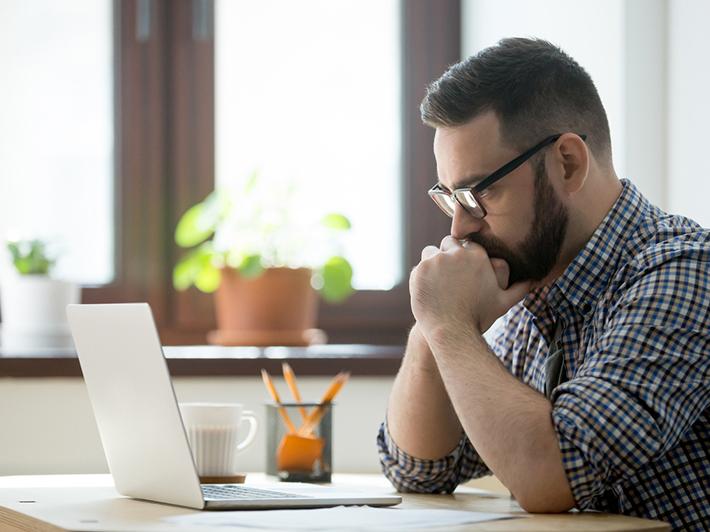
[{"xmin": 66, "ymin": 303, "xmax": 401, "ymax": 510}]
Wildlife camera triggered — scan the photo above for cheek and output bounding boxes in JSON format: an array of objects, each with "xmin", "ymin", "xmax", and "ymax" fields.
[
  {"xmin": 501, "ymin": 182, "xmax": 537, "ymax": 242},
  {"xmin": 486, "ymin": 221, "xmax": 525, "ymax": 251},
  {"xmin": 486, "ymin": 196, "xmax": 536, "ymax": 248}
]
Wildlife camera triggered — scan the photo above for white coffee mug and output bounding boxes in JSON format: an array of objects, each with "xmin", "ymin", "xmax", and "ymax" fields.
[{"xmin": 179, "ymin": 403, "xmax": 258, "ymax": 479}]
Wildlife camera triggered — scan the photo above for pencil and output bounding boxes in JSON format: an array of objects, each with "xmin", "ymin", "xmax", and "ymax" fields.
[
  {"xmin": 282, "ymin": 363, "xmax": 309, "ymax": 422},
  {"xmin": 260, "ymin": 369, "xmax": 297, "ymax": 434},
  {"xmin": 298, "ymin": 371, "xmax": 350, "ymax": 436}
]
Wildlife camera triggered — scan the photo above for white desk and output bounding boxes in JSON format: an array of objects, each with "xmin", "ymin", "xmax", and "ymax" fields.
[{"xmin": 0, "ymin": 474, "xmax": 669, "ymax": 531}]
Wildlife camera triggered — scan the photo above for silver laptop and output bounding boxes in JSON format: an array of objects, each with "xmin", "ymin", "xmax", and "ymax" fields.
[{"xmin": 66, "ymin": 303, "xmax": 401, "ymax": 510}]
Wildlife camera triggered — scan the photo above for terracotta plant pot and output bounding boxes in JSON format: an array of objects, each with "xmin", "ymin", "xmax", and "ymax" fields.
[{"xmin": 208, "ymin": 267, "xmax": 324, "ymax": 347}]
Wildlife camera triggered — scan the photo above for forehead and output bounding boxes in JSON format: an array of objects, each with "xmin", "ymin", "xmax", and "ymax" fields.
[{"xmin": 433, "ymin": 111, "xmax": 508, "ymax": 189}]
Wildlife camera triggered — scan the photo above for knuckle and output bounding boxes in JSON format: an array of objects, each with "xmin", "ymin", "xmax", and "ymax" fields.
[{"xmin": 440, "ymin": 236, "xmax": 451, "ymax": 249}]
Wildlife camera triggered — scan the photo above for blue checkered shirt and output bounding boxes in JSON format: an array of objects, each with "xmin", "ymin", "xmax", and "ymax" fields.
[{"xmin": 378, "ymin": 180, "xmax": 710, "ymax": 530}]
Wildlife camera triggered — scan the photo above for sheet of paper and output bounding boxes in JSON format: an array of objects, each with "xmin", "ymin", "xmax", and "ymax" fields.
[{"xmin": 164, "ymin": 506, "xmax": 516, "ymax": 530}]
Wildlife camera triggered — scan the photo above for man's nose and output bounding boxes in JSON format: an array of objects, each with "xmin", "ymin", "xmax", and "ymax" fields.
[{"xmin": 450, "ymin": 202, "xmax": 484, "ymax": 240}]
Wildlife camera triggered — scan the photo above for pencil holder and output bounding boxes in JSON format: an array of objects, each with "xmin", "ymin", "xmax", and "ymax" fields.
[{"xmin": 265, "ymin": 402, "xmax": 332, "ymax": 482}]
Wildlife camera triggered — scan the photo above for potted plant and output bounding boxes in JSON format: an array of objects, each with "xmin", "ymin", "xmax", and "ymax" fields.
[
  {"xmin": 0, "ymin": 239, "xmax": 80, "ymax": 350},
  {"xmin": 172, "ymin": 172, "xmax": 354, "ymax": 346}
]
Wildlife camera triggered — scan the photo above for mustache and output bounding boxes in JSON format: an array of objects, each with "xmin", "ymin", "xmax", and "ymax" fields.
[{"xmin": 464, "ymin": 233, "xmax": 511, "ymax": 259}]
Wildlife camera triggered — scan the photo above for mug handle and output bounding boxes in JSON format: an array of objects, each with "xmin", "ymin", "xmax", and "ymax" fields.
[{"xmin": 236, "ymin": 410, "xmax": 258, "ymax": 452}]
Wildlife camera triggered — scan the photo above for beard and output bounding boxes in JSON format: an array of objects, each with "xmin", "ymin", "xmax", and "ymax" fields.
[{"xmin": 466, "ymin": 159, "xmax": 569, "ymax": 285}]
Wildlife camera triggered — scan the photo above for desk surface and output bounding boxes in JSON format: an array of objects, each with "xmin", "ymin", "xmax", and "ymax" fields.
[{"xmin": 0, "ymin": 474, "xmax": 669, "ymax": 531}]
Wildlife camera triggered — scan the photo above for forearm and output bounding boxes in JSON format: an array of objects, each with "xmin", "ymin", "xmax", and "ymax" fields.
[
  {"xmin": 386, "ymin": 325, "xmax": 463, "ymax": 460},
  {"xmin": 427, "ymin": 326, "xmax": 574, "ymax": 512}
]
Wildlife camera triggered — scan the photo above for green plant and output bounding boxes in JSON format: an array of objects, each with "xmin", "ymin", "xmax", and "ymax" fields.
[
  {"xmin": 172, "ymin": 172, "xmax": 354, "ymax": 302},
  {"xmin": 6, "ymin": 239, "xmax": 55, "ymax": 275}
]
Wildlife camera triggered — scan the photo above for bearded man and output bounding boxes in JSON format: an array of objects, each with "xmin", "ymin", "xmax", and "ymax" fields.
[{"xmin": 378, "ymin": 37, "xmax": 709, "ymax": 531}]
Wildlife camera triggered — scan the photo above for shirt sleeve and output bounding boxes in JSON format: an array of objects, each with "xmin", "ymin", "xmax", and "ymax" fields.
[
  {"xmin": 551, "ymin": 253, "xmax": 710, "ymax": 510},
  {"xmin": 375, "ymin": 305, "xmax": 527, "ymax": 493},
  {"xmin": 376, "ymin": 420, "xmax": 491, "ymax": 493}
]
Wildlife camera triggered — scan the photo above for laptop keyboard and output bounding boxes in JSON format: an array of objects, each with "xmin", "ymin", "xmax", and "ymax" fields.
[{"xmin": 202, "ymin": 484, "xmax": 309, "ymax": 500}]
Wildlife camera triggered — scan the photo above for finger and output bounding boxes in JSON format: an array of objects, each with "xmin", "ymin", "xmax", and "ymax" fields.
[
  {"xmin": 499, "ymin": 280, "xmax": 532, "ymax": 310},
  {"xmin": 489, "ymin": 258, "xmax": 509, "ymax": 289},
  {"xmin": 439, "ymin": 235, "xmax": 461, "ymax": 252},
  {"xmin": 461, "ymin": 239, "xmax": 485, "ymax": 253},
  {"xmin": 421, "ymin": 245, "xmax": 439, "ymax": 261}
]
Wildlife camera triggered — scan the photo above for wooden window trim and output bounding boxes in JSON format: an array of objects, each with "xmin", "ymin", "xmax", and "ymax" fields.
[{"xmin": 83, "ymin": 0, "xmax": 460, "ymax": 346}]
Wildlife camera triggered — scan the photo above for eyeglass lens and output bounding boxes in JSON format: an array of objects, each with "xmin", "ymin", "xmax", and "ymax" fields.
[
  {"xmin": 453, "ymin": 190, "xmax": 485, "ymax": 218},
  {"xmin": 430, "ymin": 190, "xmax": 484, "ymax": 218}
]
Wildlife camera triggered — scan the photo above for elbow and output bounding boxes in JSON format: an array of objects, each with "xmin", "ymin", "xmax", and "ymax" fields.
[{"xmin": 515, "ymin": 487, "xmax": 575, "ymax": 514}]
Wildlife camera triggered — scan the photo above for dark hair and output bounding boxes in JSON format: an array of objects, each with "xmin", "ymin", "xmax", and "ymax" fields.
[{"xmin": 421, "ymin": 37, "xmax": 612, "ymax": 162}]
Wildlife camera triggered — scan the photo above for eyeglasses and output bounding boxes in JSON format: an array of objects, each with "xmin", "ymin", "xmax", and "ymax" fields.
[{"xmin": 428, "ymin": 133, "xmax": 587, "ymax": 219}]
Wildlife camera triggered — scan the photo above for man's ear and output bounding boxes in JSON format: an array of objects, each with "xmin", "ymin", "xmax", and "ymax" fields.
[{"xmin": 552, "ymin": 133, "xmax": 589, "ymax": 195}]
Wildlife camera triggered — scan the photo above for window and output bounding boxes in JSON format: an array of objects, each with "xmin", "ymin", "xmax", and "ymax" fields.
[
  {"xmin": 0, "ymin": 0, "xmax": 114, "ymax": 284},
  {"xmin": 2, "ymin": 0, "xmax": 460, "ymax": 345},
  {"xmin": 215, "ymin": 0, "xmax": 402, "ymax": 290}
]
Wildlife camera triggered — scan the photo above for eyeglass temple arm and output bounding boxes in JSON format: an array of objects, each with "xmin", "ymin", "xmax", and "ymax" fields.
[{"xmin": 473, "ymin": 133, "xmax": 586, "ymax": 192}]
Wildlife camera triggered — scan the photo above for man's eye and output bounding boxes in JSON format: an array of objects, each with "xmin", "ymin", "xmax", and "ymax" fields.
[{"xmin": 480, "ymin": 184, "xmax": 501, "ymax": 199}]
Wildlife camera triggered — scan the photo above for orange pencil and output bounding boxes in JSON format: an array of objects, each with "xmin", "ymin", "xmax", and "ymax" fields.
[
  {"xmin": 298, "ymin": 371, "xmax": 350, "ymax": 436},
  {"xmin": 260, "ymin": 369, "xmax": 297, "ymax": 434},
  {"xmin": 282, "ymin": 363, "xmax": 309, "ymax": 422}
]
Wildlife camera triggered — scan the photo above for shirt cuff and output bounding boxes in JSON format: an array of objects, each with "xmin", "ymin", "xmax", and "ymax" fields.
[
  {"xmin": 376, "ymin": 419, "xmax": 484, "ymax": 493},
  {"xmin": 552, "ymin": 398, "xmax": 620, "ymax": 510}
]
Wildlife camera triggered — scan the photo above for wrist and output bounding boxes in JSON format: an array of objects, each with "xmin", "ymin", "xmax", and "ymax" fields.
[
  {"xmin": 426, "ymin": 321, "xmax": 483, "ymax": 353},
  {"xmin": 404, "ymin": 323, "xmax": 439, "ymax": 373}
]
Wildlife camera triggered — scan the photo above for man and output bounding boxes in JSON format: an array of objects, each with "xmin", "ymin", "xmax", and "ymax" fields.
[{"xmin": 377, "ymin": 38, "xmax": 709, "ymax": 530}]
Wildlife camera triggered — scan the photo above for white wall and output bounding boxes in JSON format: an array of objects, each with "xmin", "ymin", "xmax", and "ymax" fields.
[
  {"xmin": 461, "ymin": 0, "xmax": 710, "ymax": 228},
  {"xmin": 461, "ymin": 0, "xmax": 628, "ymax": 191},
  {"xmin": 623, "ymin": 0, "xmax": 668, "ymax": 209},
  {"xmin": 0, "ymin": 376, "xmax": 394, "ymax": 476},
  {"xmin": 668, "ymin": 1, "xmax": 710, "ymax": 227}
]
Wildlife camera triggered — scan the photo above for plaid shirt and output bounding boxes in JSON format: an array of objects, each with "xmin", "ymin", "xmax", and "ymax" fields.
[{"xmin": 378, "ymin": 180, "xmax": 710, "ymax": 530}]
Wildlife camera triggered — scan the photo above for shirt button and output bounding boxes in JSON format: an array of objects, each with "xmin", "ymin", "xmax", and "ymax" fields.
[{"xmin": 581, "ymin": 302, "xmax": 592, "ymax": 315}]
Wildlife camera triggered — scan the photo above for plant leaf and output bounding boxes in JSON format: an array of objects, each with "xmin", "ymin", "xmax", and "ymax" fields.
[
  {"xmin": 6, "ymin": 239, "xmax": 53, "ymax": 275},
  {"xmin": 321, "ymin": 213, "xmax": 351, "ymax": 231},
  {"xmin": 172, "ymin": 242, "xmax": 217, "ymax": 291},
  {"xmin": 173, "ymin": 250, "xmax": 203, "ymax": 290},
  {"xmin": 175, "ymin": 191, "xmax": 224, "ymax": 248},
  {"xmin": 175, "ymin": 204, "xmax": 208, "ymax": 247},
  {"xmin": 238, "ymin": 254, "xmax": 264, "ymax": 278},
  {"xmin": 319, "ymin": 256, "xmax": 353, "ymax": 303},
  {"xmin": 194, "ymin": 261, "xmax": 221, "ymax": 293},
  {"xmin": 244, "ymin": 169, "xmax": 259, "ymax": 194},
  {"xmin": 7, "ymin": 241, "xmax": 21, "ymax": 262}
]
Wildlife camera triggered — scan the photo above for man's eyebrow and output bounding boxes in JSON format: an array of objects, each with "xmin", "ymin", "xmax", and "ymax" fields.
[{"xmin": 439, "ymin": 173, "xmax": 488, "ymax": 191}]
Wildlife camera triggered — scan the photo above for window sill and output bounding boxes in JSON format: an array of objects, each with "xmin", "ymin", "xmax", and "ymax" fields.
[{"xmin": 0, "ymin": 344, "xmax": 404, "ymax": 378}]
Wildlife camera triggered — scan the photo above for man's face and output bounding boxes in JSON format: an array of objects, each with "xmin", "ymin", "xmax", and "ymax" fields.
[{"xmin": 433, "ymin": 112, "xmax": 569, "ymax": 285}]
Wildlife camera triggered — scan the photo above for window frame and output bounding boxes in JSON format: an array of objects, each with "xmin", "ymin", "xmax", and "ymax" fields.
[{"xmin": 83, "ymin": 0, "xmax": 460, "ymax": 346}]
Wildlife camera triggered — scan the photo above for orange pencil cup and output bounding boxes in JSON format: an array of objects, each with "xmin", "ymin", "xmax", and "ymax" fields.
[{"xmin": 265, "ymin": 402, "xmax": 332, "ymax": 482}]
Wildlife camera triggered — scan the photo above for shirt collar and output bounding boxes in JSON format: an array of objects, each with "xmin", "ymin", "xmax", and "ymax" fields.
[{"xmin": 524, "ymin": 179, "xmax": 650, "ymax": 322}]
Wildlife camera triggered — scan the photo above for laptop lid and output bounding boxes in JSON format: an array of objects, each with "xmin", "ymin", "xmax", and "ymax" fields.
[
  {"xmin": 68, "ymin": 303, "xmax": 401, "ymax": 511},
  {"xmin": 67, "ymin": 303, "xmax": 206, "ymax": 509}
]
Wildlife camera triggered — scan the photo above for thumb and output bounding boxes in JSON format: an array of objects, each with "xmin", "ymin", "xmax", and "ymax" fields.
[
  {"xmin": 421, "ymin": 245, "xmax": 439, "ymax": 262},
  {"xmin": 499, "ymin": 280, "xmax": 531, "ymax": 311},
  {"xmin": 489, "ymin": 258, "xmax": 509, "ymax": 289}
]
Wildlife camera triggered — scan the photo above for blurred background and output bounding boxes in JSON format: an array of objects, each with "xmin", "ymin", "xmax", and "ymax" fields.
[
  {"xmin": 2, "ymin": 0, "xmax": 708, "ymax": 346},
  {"xmin": 0, "ymin": 0, "xmax": 708, "ymax": 478}
]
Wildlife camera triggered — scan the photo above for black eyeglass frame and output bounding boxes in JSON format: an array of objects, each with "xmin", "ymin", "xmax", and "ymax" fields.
[{"xmin": 428, "ymin": 132, "xmax": 587, "ymax": 219}]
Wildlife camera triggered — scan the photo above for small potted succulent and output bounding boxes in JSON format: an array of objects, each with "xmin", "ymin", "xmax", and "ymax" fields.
[
  {"xmin": 172, "ymin": 171, "xmax": 354, "ymax": 346},
  {"xmin": 0, "ymin": 239, "xmax": 80, "ymax": 350}
]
